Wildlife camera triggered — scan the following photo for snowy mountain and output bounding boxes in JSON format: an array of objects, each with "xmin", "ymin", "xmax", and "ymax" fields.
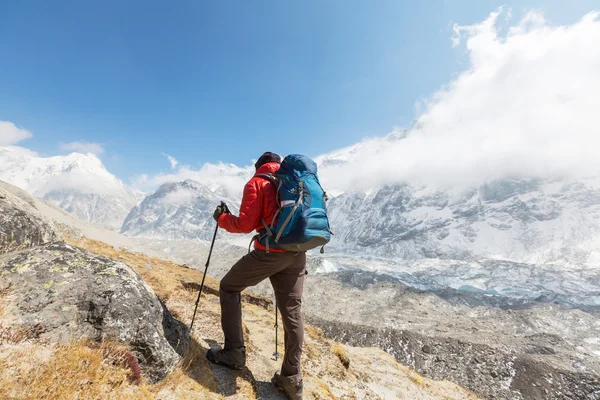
[
  {"xmin": 119, "ymin": 136, "xmax": 600, "ymax": 273},
  {"xmin": 310, "ymin": 129, "xmax": 600, "ymax": 270},
  {"xmin": 326, "ymin": 177, "xmax": 600, "ymax": 267},
  {"xmin": 0, "ymin": 146, "xmax": 142, "ymax": 229},
  {"xmin": 121, "ymin": 179, "xmax": 239, "ymax": 241}
]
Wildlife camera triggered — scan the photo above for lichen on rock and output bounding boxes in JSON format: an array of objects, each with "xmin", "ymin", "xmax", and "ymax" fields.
[
  {"xmin": 0, "ymin": 242, "xmax": 188, "ymax": 382},
  {"xmin": 0, "ymin": 181, "xmax": 57, "ymax": 255}
]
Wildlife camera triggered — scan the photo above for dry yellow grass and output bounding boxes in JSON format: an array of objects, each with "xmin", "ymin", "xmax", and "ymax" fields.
[
  {"xmin": 331, "ymin": 343, "xmax": 350, "ymax": 369},
  {"xmin": 309, "ymin": 377, "xmax": 340, "ymax": 400},
  {"xmin": 408, "ymin": 370, "xmax": 426, "ymax": 387},
  {"xmin": 0, "ymin": 336, "xmax": 223, "ymax": 400},
  {"xmin": 0, "ymin": 342, "xmax": 154, "ymax": 400},
  {"xmin": 0, "ymin": 283, "xmax": 9, "ymax": 317}
]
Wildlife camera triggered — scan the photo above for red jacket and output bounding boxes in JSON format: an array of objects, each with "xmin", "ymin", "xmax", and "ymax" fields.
[{"xmin": 218, "ymin": 162, "xmax": 285, "ymax": 252}]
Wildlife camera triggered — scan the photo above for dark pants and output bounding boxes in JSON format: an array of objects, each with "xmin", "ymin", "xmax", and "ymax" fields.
[{"xmin": 220, "ymin": 250, "xmax": 306, "ymax": 380}]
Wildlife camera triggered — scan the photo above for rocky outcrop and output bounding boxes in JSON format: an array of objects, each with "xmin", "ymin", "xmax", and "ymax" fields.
[
  {"xmin": 0, "ymin": 242, "xmax": 188, "ymax": 382},
  {"xmin": 0, "ymin": 181, "xmax": 57, "ymax": 254}
]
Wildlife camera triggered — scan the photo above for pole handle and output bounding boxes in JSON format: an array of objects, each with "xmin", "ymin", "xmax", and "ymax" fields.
[{"xmin": 220, "ymin": 201, "xmax": 231, "ymax": 214}]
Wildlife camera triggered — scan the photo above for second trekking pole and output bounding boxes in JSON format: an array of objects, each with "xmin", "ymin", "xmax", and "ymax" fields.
[
  {"xmin": 274, "ymin": 298, "xmax": 280, "ymax": 361},
  {"xmin": 189, "ymin": 201, "xmax": 229, "ymax": 333}
]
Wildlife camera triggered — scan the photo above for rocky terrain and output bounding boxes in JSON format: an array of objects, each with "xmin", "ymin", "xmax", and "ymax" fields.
[
  {"xmin": 0, "ymin": 180, "xmax": 187, "ymax": 382},
  {"xmin": 302, "ymin": 270, "xmax": 600, "ymax": 400},
  {"xmin": 0, "ymin": 242, "xmax": 187, "ymax": 382},
  {"xmin": 62, "ymin": 234, "xmax": 599, "ymax": 399},
  {"xmin": 156, "ymin": 245, "xmax": 600, "ymax": 399},
  {"xmin": 0, "ymin": 181, "xmax": 476, "ymax": 398},
  {"xmin": 0, "ymin": 181, "xmax": 57, "ymax": 254}
]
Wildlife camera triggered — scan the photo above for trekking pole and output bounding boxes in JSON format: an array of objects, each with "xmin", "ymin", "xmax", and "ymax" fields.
[
  {"xmin": 189, "ymin": 201, "xmax": 229, "ymax": 333},
  {"xmin": 274, "ymin": 298, "xmax": 280, "ymax": 361}
]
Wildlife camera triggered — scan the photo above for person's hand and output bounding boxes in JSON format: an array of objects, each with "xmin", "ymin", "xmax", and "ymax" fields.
[{"xmin": 213, "ymin": 205, "xmax": 226, "ymax": 222}]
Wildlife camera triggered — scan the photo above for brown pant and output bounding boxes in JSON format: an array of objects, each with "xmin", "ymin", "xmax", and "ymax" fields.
[{"xmin": 220, "ymin": 249, "xmax": 306, "ymax": 380}]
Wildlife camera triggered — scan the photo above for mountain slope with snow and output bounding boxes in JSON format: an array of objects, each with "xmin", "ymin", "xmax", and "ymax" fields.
[
  {"xmin": 121, "ymin": 179, "xmax": 239, "ymax": 241},
  {"xmin": 0, "ymin": 146, "xmax": 141, "ymax": 229},
  {"xmin": 326, "ymin": 177, "xmax": 600, "ymax": 267}
]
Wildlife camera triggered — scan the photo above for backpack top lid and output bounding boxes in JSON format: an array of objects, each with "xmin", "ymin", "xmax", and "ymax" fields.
[{"xmin": 277, "ymin": 154, "xmax": 318, "ymax": 179}]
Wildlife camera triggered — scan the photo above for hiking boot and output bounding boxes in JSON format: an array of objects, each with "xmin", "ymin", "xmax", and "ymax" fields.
[
  {"xmin": 272, "ymin": 372, "xmax": 303, "ymax": 400},
  {"xmin": 206, "ymin": 347, "xmax": 246, "ymax": 370}
]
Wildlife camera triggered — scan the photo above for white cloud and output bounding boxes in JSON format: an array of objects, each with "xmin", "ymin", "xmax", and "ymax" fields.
[
  {"xmin": 0, "ymin": 145, "xmax": 38, "ymax": 158},
  {"xmin": 162, "ymin": 153, "xmax": 179, "ymax": 169},
  {"xmin": 40, "ymin": 171, "xmax": 126, "ymax": 197},
  {"xmin": 131, "ymin": 162, "xmax": 253, "ymax": 199},
  {"xmin": 132, "ymin": 10, "xmax": 600, "ymax": 198},
  {"xmin": 61, "ymin": 141, "xmax": 105, "ymax": 155},
  {"xmin": 163, "ymin": 188, "xmax": 198, "ymax": 206},
  {"xmin": 319, "ymin": 10, "xmax": 600, "ymax": 193},
  {"xmin": 0, "ymin": 121, "xmax": 32, "ymax": 146}
]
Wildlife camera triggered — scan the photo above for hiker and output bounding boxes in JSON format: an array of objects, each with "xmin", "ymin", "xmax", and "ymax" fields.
[{"xmin": 207, "ymin": 152, "xmax": 306, "ymax": 400}]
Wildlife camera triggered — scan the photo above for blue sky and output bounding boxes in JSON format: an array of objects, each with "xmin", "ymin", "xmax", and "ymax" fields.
[{"xmin": 0, "ymin": 0, "xmax": 598, "ymax": 182}]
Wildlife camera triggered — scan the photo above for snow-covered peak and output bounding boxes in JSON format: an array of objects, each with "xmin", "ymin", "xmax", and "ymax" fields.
[
  {"xmin": 0, "ymin": 146, "xmax": 124, "ymax": 196},
  {"xmin": 0, "ymin": 146, "xmax": 141, "ymax": 229},
  {"xmin": 121, "ymin": 179, "xmax": 238, "ymax": 240}
]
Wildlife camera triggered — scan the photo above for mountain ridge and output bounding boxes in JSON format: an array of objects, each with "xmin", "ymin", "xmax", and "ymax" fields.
[{"xmin": 0, "ymin": 146, "xmax": 142, "ymax": 230}]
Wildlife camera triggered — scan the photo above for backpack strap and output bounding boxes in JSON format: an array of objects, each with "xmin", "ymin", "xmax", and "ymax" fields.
[
  {"xmin": 260, "ymin": 218, "xmax": 272, "ymax": 253},
  {"xmin": 256, "ymin": 173, "xmax": 282, "ymax": 252},
  {"xmin": 261, "ymin": 218, "xmax": 274, "ymax": 237},
  {"xmin": 255, "ymin": 173, "xmax": 279, "ymax": 187},
  {"xmin": 248, "ymin": 234, "xmax": 258, "ymax": 254}
]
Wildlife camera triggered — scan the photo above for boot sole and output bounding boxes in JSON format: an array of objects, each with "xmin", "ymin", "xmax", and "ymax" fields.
[{"xmin": 206, "ymin": 354, "xmax": 245, "ymax": 370}]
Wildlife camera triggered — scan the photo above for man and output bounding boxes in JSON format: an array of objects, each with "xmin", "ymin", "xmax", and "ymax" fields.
[{"xmin": 207, "ymin": 151, "xmax": 305, "ymax": 400}]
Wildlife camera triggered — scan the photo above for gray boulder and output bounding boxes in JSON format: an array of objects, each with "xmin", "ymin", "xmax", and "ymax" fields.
[
  {"xmin": 0, "ymin": 242, "xmax": 188, "ymax": 382},
  {"xmin": 0, "ymin": 181, "xmax": 57, "ymax": 254}
]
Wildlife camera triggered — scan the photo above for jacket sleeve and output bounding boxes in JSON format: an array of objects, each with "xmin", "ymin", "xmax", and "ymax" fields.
[{"xmin": 218, "ymin": 179, "xmax": 262, "ymax": 234}]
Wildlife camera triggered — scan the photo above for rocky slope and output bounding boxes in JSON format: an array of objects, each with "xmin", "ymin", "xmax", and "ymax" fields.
[
  {"xmin": 302, "ymin": 269, "xmax": 600, "ymax": 400},
  {"xmin": 0, "ymin": 180, "xmax": 57, "ymax": 254},
  {"xmin": 31, "ymin": 184, "xmax": 600, "ymax": 399},
  {"xmin": 65, "ymin": 236, "xmax": 479, "ymax": 400},
  {"xmin": 0, "ymin": 180, "xmax": 186, "ymax": 383},
  {"xmin": 81, "ymin": 233, "xmax": 599, "ymax": 399},
  {"xmin": 162, "ymin": 245, "xmax": 600, "ymax": 399},
  {"xmin": 0, "ymin": 146, "xmax": 141, "ymax": 229}
]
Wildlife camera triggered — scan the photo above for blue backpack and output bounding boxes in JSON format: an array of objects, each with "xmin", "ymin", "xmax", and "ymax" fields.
[{"xmin": 257, "ymin": 154, "xmax": 331, "ymax": 252}]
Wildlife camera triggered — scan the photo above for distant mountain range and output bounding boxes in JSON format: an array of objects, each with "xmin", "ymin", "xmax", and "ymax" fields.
[{"xmin": 4, "ymin": 136, "xmax": 600, "ymax": 274}]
